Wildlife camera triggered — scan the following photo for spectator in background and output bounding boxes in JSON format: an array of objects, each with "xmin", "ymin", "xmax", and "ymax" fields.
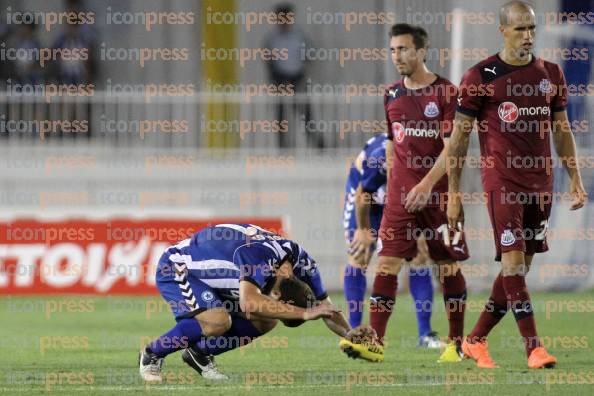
[
  {"xmin": 262, "ymin": 3, "xmax": 322, "ymax": 149},
  {"xmin": 50, "ymin": 18, "xmax": 97, "ymax": 85},
  {"xmin": 5, "ymin": 21, "xmax": 43, "ymax": 86},
  {"xmin": 48, "ymin": 1, "xmax": 98, "ymax": 138}
]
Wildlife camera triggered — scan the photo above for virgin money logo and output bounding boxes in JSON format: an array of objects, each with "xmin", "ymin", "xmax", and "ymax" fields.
[
  {"xmin": 392, "ymin": 122, "xmax": 405, "ymax": 143},
  {"xmin": 498, "ymin": 101, "xmax": 518, "ymax": 123}
]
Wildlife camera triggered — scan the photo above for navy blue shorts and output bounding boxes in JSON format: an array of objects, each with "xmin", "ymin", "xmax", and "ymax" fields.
[{"xmin": 156, "ymin": 251, "xmax": 226, "ymax": 320}]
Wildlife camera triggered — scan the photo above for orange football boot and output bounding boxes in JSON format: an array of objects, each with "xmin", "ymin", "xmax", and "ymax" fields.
[
  {"xmin": 461, "ymin": 337, "xmax": 499, "ymax": 368},
  {"xmin": 528, "ymin": 347, "xmax": 557, "ymax": 369}
]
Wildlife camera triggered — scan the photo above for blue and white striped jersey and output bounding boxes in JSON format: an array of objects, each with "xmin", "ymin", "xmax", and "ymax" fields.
[
  {"xmin": 156, "ymin": 223, "xmax": 327, "ymax": 302},
  {"xmin": 344, "ymin": 133, "xmax": 388, "ymax": 204}
]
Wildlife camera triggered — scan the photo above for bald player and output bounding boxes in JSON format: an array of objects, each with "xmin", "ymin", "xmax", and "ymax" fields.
[{"xmin": 447, "ymin": 1, "xmax": 587, "ymax": 369}]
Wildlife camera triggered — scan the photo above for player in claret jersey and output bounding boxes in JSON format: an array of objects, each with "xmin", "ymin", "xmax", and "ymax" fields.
[
  {"xmin": 342, "ymin": 132, "xmax": 442, "ymax": 349},
  {"xmin": 447, "ymin": 1, "xmax": 587, "ymax": 369},
  {"xmin": 353, "ymin": 24, "xmax": 470, "ymax": 364}
]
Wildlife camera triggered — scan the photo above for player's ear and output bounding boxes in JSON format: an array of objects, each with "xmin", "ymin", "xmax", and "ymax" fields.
[{"xmin": 416, "ymin": 47, "xmax": 426, "ymax": 62}]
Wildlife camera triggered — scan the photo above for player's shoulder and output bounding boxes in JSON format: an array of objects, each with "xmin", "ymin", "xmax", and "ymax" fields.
[
  {"xmin": 468, "ymin": 53, "xmax": 500, "ymax": 72},
  {"xmin": 384, "ymin": 80, "xmax": 404, "ymax": 99},
  {"xmin": 363, "ymin": 133, "xmax": 387, "ymax": 156},
  {"xmin": 434, "ymin": 75, "xmax": 458, "ymax": 97},
  {"xmin": 461, "ymin": 53, "xmax": 500, "ymax": 82},
  {"xmin": 535, "ymin": 57, "xmax": 564, "ymax": 77}
]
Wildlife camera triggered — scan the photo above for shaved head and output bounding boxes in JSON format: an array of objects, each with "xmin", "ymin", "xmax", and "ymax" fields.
[{"xmin": 499, "ymin": 1, "xmax": 535, "ymax": 26}]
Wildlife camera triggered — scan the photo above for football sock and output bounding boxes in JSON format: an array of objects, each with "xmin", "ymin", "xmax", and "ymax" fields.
[
  {"xmin": 503, "ymin": 274, "xmax": 541, "ymax": 356},
  {"xmin": 369, "ymin": 273, "xmax": 398, "ymax": 344},
  {"xmin": 148, "ymin": 318, "xmax": 204, "ymax": 357},
  {"xmin": 195, "ymin": 316, "xmax": 263, "ymax": 356},
  {"xmin": 409, "ymin": 266, "xmax": 433, "ymax": 337},
  {"xmin": 441, "ymin": 268, "xmax": 467, "ymax": 346},
  {"xmin": 344, "ymin": 264, "xmax": 367, "ymax": 328},
  {"xmin": 468, "ymin": 272, "xmax": 508, "ymax": 342}
]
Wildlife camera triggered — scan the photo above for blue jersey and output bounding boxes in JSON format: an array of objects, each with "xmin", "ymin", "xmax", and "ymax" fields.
[
  {"xmin": 343, "ymin": 134, "xmax": 388, "ymax": 233},
  {"xmin": 156, "ymin": 223, "xmax": 327, "ymax": 303}
]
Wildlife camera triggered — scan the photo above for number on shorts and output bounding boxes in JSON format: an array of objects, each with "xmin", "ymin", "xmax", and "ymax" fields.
[
  {"xmin": 535, "ymin": 220, "xmax": 549, "ymax": 241},
  {"xmin": 437, "ymin": 224, "xmax": 461, "ymax": 246}
]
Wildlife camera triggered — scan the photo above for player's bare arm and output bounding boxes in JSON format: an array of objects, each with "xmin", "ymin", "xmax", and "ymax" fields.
[
  {"xmin": 318, "ymin": 296, "xmax": 351, "ymax": 337},
  {"xmin": 385, "ymin": 138, "xmax": 394, "ymax": 182},
  {"xmin": 351, "ymin": 184, "xmax": 374, "ymax": 264},
  {"xmin": 239, "ymin": 280, "xmax": 337, "ymax": 321},
  {"xmin": 405, "ymin": 138, "xmax": 450, "ymax": 212},
  {"xmin": 446, "ymin": 111, "xmax": 475, "ymax": 228},
  {"xmin": 551, "ymin": 110, "xmax": 588, "ymax": 210}
]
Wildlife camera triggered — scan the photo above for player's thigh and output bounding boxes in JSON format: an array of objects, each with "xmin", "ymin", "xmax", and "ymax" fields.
[
  {"xmin": 378, "ymin": 202, "xmax": 417, "ymax": 261},
  {"xmin": 522, "ymin": 196, "xmax": 552, "ymax": 257},
  {"xmin": 486, "ymin": 190, "xmax": 525, "ymax": 261},
  {"xmin": 417, "ymin": 206, "xmax": 469, "ymax": 262},
  {"xmin": 376, "ymin": 255, "xmax": 404, "ymax": 275},
  {"xmin": 246, "ymin": 316, "xmax": 278, "ymax": 335},
  {"xmin": 434, "ymin": 259, "xmax": 461, "ymax": 283},
  {"xmin": 156, "ymin": 263, "xmax": 229, "ymax": 332},
  {"xmin": 195, "ymin": 308, "xmax": 232, "ymax": 336}
]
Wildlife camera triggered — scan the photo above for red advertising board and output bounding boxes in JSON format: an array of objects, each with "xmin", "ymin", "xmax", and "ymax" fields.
[{"xmin": 0, "ymin": 218, "xmax": 284, "ymax": 295}]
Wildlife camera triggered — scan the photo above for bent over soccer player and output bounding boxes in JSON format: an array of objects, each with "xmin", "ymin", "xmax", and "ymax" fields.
[
  {"xmin": 447, "ymin": 1, "xmax": 587, "ymax": 369},
  {"xmin": 342, "ymin": 132, "xmax": 442, "ymax": 348},
  {"xmin": 349, "ymin": 23, "xmax": 470, "ymax": 364},
  {"xmin": 139, "ymin": 223, "xmax": 381, "ymax": 382}
]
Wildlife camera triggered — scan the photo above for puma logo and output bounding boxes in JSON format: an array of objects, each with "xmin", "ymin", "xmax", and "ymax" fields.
[{"xmin": 484, "ymin": 66, "xmax": 497, "ymax": 75}]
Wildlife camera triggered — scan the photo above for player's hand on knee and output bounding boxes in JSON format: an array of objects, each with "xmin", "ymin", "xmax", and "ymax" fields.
[{"xmin": 350, "ymin": 228, "xmax": 374, "ymax": 265}]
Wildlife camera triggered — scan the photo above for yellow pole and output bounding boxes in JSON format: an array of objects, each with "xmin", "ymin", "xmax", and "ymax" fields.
[{"xmin": 201, "ymin": 0, "xmax": 239, "ymax": 148}]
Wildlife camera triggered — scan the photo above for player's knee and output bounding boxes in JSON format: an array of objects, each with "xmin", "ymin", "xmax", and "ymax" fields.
[
  {"xmin": 501, "ymin": 253, "xmax": 528, "ymax": 276},
  {"xmin": 377, "ymin": 256, "xmax": 402, "ymax": 275},
  {"xmin": 435, "ymin": 261, "xmax": 459, "ymax": 283},
  {"xmin": 197, "ymin": 309, "xmax": 232, "ymax": 336},
  {"xmin": 348, "ymin": 254, "xmax": 368, "ymax": 269}
]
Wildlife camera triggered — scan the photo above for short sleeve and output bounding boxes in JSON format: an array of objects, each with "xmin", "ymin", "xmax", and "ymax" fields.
[
  {"xmin": 457, "ymin": 68, "xmax": 484, "ymax": 118},
  {"xmin": 552, "ymin": 65, "xmax": 568, "ymax": 113},
  {"xmin": 292, "ymin": 249, "xmax": 327, "ymax": 301},
  {"xmin": 384, "ymin": 92, "xmax": 393, "ymax": 140},
  {"xmin": 441, "ymin": 84, "xmax": 458, "ymax": 138},
  {"xmin": 361, "ymin": 147, "xmax": 387, "ymax": 193}
]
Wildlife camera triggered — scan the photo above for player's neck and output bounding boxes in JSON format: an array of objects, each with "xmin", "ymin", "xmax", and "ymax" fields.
[
  {"xmin": 403, "ymin": 66, "xmax": 436, "ymax": 90},
  {"xmin": 499, "ymin": 48, "xmax": 532, "ymax": 66}
]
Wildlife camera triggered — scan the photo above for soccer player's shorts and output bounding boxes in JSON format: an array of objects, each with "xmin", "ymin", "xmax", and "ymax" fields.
[
  {"xmin": 378, "ymin": 202, "xmax": 469, "ymax": 262},
  {"xmin": 486, "ymin": 190, "xmax": 551, "ymax": 261},
  {"xmin": 343, "ymin": 199, "xmax": 383, "ymax": 254},
  {"xmin": 156, "ymin": 252, "xmax": 225, "ymax": 320}
]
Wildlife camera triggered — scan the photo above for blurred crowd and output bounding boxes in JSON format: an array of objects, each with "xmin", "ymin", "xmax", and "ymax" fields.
[{"xmin": 0, "ymin": 0, "xmax": 98, "ymax": 89}]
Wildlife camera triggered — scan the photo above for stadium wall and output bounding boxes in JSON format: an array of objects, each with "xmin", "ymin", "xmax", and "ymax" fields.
[{"xmin": 0, "ymin": 145, "xmax": 591, "ymax": 294}]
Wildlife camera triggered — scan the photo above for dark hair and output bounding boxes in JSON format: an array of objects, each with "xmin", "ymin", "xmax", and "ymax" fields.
[
  {"xmin": 278, "ymin": 276, "xmax": 316, "ymax": 328},
  {"xmin": 389, "ymin": 23, "xmax": 429, "ymax": 50},
  {"xmin": 275, "ymin": 3, "xmax": 294, "ymax": 15}
]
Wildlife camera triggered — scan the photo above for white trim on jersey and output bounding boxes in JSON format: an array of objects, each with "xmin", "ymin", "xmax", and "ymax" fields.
[
  {"xmin": 215, "ymin": 224, "xmax": 249, "ymax": 234},
  {"xmin": 201, "ymin": 277, "xmax": 240, "ymax": 290},
  {"xmin": 262, "ymin": 240, "xmax": 285, "ymax": 258},
  {"xmin": 169, "ymin": 252, "xmax": 191, "ymax": 265},
  {"xmin": 186, "ymin": 259, "xmax": 238, "ymax": 272}
]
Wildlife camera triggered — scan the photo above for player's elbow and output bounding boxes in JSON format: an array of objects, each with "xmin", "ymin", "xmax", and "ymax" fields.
[{"xmin": 239, "ymin": 295, "xmax": 259, "ymax": 315}]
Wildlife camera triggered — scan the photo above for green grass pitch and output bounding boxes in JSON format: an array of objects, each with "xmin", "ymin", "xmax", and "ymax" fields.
[{"xmin": 1, "ymin": 290, "xmax": 594, "ymax": 395}]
